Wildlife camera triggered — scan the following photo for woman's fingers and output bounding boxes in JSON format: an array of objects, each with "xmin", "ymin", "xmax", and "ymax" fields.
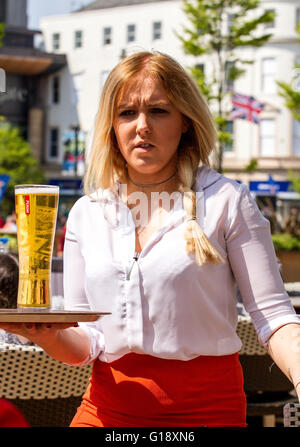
[{"xmin": 0, "ymin": 322, "xmax": 78, "ymax": 337}]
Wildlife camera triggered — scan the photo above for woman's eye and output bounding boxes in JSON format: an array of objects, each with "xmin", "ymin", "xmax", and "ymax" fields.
[
  {"xmin": 120, "ymin": 110, "xmax": 135, "ymax": 116},
  {"xmin": 151, "ymin": 108, "xmax": 167, "ymax": 114}
]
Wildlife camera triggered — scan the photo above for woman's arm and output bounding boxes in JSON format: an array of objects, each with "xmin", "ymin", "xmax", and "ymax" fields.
[
  {"xmin": 0, "ymin": 322, "xmax": 91, "ymax": 365},
  {"xmin": 226, "ymin": 184, "xmax": 300, "ymax": 345},
  {"xmin": 268, "ymin": 323, "xmax": 300, "ymax": 400},
  {"xmin": 225, "ymin": 184, "xmax": 300, "ymax": 401}
]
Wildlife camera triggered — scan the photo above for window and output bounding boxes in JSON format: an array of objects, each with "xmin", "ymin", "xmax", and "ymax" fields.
[
  {"xmin": 52, "ymin": 33, "xmax": 60, "ymax": 51},
  {"xmin": 194, "ymin": 63, "xmax": 205, "ymax": 80},
  {"xmin": 195, "ymin": 63, "xmax": 204, "ymax": 73},
  {"xmin": 153, "ymin": 21, "xmax": 162, "ymax": 40},
  {"xmin": 72, "ymin": 73, "xmax": 84, "ymax": 104},
  {"xmin": 227, "ymin": 13, "xmax": 235, "ymax": 33},
  {"xmin": 260, "ymin": 119, "xmax": 275, "ymax": 156},
  {"xmin": 225, "ymin": 61, "xmax": 235, "ymax": 90},
  {"xmin": 261, "ymin": 57, "xmax": 276, "ymax": 94},
  {"xmin": 74, "ymin": 30, "xmax": 83, "ymax": 48},
  {"xmin": 0, "ymin": 0, "xmax": 6, "ymax": 23},
  {"xmin": 296, "ymin": 7, "xmax": 300, "ymax": 26},
  {"xmin": 127, "ymin": 24, "xmax": 136, "ymax": 43},
  {"xmin": 52, "ymin": 76, "xmax": 60, "ymax": 104},
  {"xmin": 264, "ymin": 9, "xmax": 275, "ymax": 29},
  {"xmin": 103, "ymin": 27, "xmax": 112, "ymax": 45},
  {"xmin": 224, "ymin": 121, "xmax": 234, "ymax": 152},
  {"xmin": 0, "ymin": 67, "xmax": 5, "ymax": 93},
  {"xmin": 293, "ymin": 119, "xmax": 300, "ymax": 156},
  {"xmin": 49, "ymin": 128, "xmax": 59, "ymax": 159}
]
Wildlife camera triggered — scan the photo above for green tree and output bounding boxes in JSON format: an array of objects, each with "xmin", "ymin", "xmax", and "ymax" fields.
[
  {"xmin": 0, "ymin": 122, "xmax": 46, "ymax": 215},
  {"xmin": 177, "ymin": 0, "xmax": 275, "ymax": 172},
  {"xmin": 277, "ymin": 23, "xmax": 300, "ymax": 122},
  {"xmin": 288, "ymin": 170, "xmax": 300, "ymax": 194}
]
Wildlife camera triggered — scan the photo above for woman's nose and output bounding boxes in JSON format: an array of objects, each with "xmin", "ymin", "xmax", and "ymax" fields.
[{"xmin": 136, "ymin": 113, "xmax": 151, "ymax": 135}]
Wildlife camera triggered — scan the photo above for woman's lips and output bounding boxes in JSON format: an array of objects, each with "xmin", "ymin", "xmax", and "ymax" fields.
[{"xmin": 134, "ymin": 144, "xmax": 154, "ymax": 151}]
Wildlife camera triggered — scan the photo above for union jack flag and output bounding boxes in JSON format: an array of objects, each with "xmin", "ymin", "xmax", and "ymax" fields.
[{"xmin": 230, "ymin": 92, "xmax": 264, "ymax": 123}]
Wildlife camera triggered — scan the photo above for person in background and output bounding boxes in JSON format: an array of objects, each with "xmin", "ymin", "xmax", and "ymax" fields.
[
  {"xmin": 0, "ymin": 252, "xmax": 30, "ymax": 427},
  {"xmin": 0, "ymin": 399, "xmax": 29, "ymax": 427},
  {"xmin": 0, "ymin": 253, "xmax": 32, "ymax": 345},
  {"xmin": 2, "ymin": 212, "xmax": 17, "ymax": 232},
  {"xmin": 284, "ymin": 207, "xmax": 300, "ymax": 237},
  {"xmin": 0, "ymin": 51, "xmax": 300, "ymax": 427}
]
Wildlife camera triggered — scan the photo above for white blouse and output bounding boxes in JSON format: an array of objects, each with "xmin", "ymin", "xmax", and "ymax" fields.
[{"xmin": 63, "ymin": 166, "xmax": 300, "ymax": 365}]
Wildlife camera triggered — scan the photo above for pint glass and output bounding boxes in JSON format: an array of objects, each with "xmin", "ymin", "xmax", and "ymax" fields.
[{"xmin": 15, "ymin": 185, "xmax": 59, "ymax": 309}]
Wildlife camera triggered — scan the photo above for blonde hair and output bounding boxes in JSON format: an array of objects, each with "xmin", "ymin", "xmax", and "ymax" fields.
[{"xmin": 84, "ymin": 51, "xmax": 222, "ymax": 266}]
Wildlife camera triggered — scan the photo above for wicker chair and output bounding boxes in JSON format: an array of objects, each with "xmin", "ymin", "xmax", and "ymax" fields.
[
  {"xmin": 0, "ymin": 342, "xmax": 92, "ymax": 427},
  {"xmin": 237, "ymin": 316, "xmax": 298, "ymax": 427}
]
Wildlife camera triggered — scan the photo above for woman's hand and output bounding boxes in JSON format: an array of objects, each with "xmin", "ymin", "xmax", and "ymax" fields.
[
  {"xmin": 0, "ymin": 322, "xmax": 78, "ymax": 348},
  {"xmin": 0, "ymin": 321, "xmax": 91, "ymax": 365}
]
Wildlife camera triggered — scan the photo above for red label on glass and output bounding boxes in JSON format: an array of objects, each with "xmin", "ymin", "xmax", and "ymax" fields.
[{"xmin": 25, "ymin": 195, "xmax": 30, "ymax": 215}]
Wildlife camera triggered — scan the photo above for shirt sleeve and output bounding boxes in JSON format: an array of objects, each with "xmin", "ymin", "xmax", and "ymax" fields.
[
  {"xmin": 63, "ymin": 202, "xmax": 105, "ymax": 365},
  {"xmin": 225, "ymin": 183, "xmax": 300, "ymax": 346}
]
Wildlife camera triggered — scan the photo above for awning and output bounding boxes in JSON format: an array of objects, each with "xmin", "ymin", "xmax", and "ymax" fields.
[
  {"xmin": 0, "ymin": 47, "xmax": 66, "ymax": 76},
  {"xmin": 0, "ymin": 54, "xmax": 52, "ymax": 75}
]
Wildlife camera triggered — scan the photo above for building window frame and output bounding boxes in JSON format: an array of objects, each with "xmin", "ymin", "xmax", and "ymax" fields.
[
  {"xmin": 127, "ymin": 24, "xmax": 136, "ymax": 43},
  {"xmin": 52, "ymin": 75, "xmax": 60, "ymax": 104},
  {"xmin": 261, "ymin": 57, "xmax": 276, "ymax": 94},
  {"xmin": 264, "ymin": 9, "xmax": 276, "ymax": 29},
  {"xmin": 227, "ymin": 13, "xmax": 235, "ymax": 33},
  {"xmin": 260, "ymin": 118, "xmax": 276, "ymax": 157},
  {"xmin": 225, "ymin": 60, "xmax": 235, "ymax": 90},
  {"xmin": 74, "ymin": 30, "xmax": 83, "ymax": 49},
  {"xmin": 0, "ymin": 0, "xmax": 6, "ymax": 23},
  {"xmin": 224, "ymin": 120, "xmax": 234, "ymax": 152},
  {"xmin": 52, "ymin": 32, "xmax": 60, "ymax": 51},
  {"xmin": 293, "ymin": 119, "xmax": 300, "ymax": 156},
  {"xmin": 296, "ymin": 7, "xmax": 300, "ymax": 26},
  {"xmin": 103, "ymin": 27, "xmax": 112, "ymax": 45},
  {"xmin": 48, "ymin": 127, "xmax": 60, "ymax": 160},
  {"xmin": 152, "ymin": 21, "xmax": 162, "ymax": 40}
]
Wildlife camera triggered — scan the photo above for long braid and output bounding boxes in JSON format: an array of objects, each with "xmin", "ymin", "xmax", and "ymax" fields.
[{"xmin": 177, "ymin": 158, "xmax": 223, "ymax": 266}]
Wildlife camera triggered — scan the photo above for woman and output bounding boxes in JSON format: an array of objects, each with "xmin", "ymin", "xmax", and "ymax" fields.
[{"xmin": 0, "ymin": 51, "xmax": 300, "ymax": 427}]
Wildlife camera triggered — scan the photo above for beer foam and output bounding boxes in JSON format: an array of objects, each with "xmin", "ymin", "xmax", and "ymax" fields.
[{"xmin": 15, "ymin": 186, "xmax": 59, "ymax": 195}]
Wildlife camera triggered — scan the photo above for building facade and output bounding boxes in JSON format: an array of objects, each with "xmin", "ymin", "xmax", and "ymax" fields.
[
  {"xmin": 38, "ymin": 0, "xmax": 300, "ymax": 194},
  {"xmin": 0, "ymin": 0, "xmax": 67, "ymax": 166}
]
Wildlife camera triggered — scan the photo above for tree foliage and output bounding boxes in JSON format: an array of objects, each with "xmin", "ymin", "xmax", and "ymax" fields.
[
  {"xmin": 177, "ymin": 0, "xmax": 275, "ymax": 172},
  {"xmin": 0, "ymin": 122, "xmax": 46, "ymax": 214},
  {"xmin": 288, "ymin": 170, "xmax": 300, "ymax": 194},
  {"xmin": 277, "ymin": 23, "xmax": 300, "ymax": 121}
]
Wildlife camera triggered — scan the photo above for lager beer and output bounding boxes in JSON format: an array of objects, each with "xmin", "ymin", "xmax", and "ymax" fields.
[{"xmin": 15, "ymin": 185, "xmax": 59, "ymax": 309}]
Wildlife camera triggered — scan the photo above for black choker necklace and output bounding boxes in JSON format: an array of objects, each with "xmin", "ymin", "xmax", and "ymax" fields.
[{"xmin": 128, "ymin": 171, "xmax": 177, "ymax": 188}]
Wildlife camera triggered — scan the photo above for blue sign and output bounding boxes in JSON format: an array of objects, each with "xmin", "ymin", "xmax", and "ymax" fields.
[
  {"xmin": 50, "ymin": 178, "xmax": 83, "ymax": 196},
  {"xmin": 249, "ymin": 175, "xmax": 290, "ymax": 194},
  {"xmin": 0, "ymin": 174, "xmax": 10, "ymax": 203}
]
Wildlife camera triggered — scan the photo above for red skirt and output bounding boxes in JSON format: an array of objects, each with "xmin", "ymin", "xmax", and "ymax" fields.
[{"xmin": 70, "ymin": 352, "xmax": 247, "ymax": 427}]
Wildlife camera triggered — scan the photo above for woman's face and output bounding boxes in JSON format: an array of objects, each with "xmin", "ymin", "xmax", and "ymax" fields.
[{"xmin": 113, "ymin": 74, "xmax": 187, "ymax": 183}]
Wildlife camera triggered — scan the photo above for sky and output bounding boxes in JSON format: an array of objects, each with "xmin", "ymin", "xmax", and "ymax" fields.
[{"xmin": 27, "ymin": 0, "xmax": 93, "ymax": 30}]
